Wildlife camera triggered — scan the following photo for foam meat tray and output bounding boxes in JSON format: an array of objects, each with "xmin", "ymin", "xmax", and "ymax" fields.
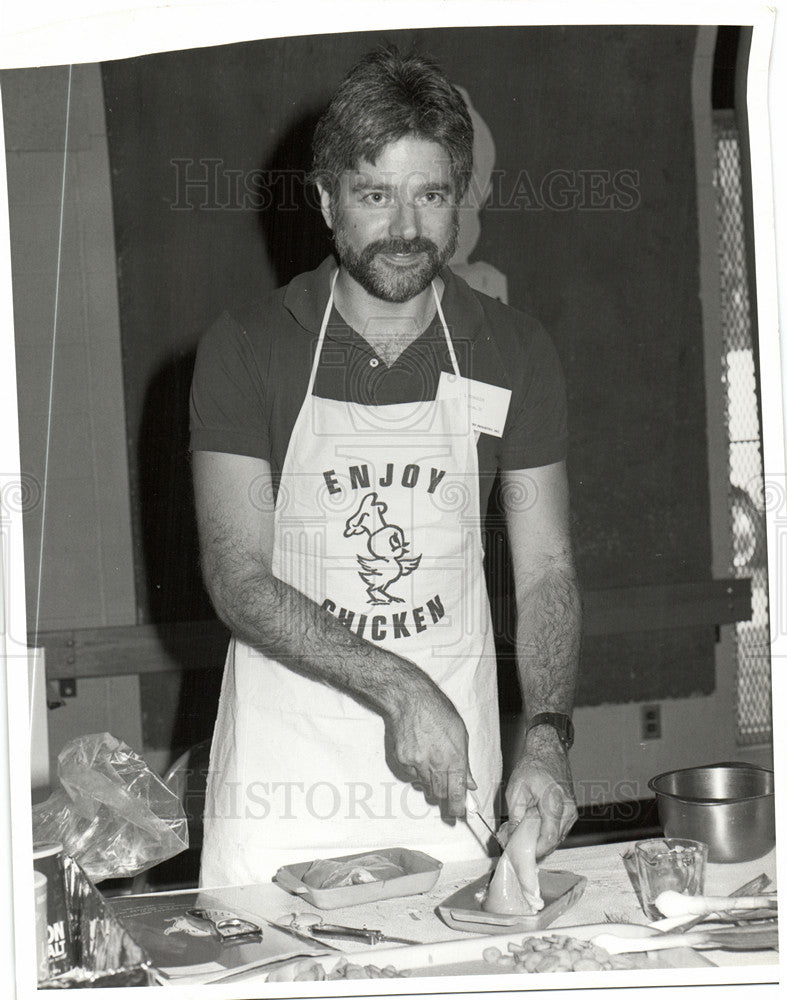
[
  {"xmin": 274, "ymin": 847, "xmax": 442, "ymax": 909},
  {"xmin": 437, "ymin": 869, "xmax": 587, "ymax": 934}
]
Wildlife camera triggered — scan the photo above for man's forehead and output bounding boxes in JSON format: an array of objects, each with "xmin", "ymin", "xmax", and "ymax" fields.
[
  {"xmin": 351, "ymin": 136, "xmax": 451, "ymax": 174},
  {"xmin": 345, "ymin": 168, "xmax": 453, "ymax": 192},
  {"xmin": 345, "ymin": 153, "xmax": 453, "ymax": 190}
]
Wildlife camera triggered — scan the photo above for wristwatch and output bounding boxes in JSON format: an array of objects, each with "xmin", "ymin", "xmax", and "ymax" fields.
[{"xmin": 525, "ymin": 712, "xmax": 574, "ymax": 751}]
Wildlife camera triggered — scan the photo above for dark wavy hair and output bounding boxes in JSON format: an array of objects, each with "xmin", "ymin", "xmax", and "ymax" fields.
[{"xmin": 311, "ymin": 46, "xmax": 473, "ymax": 201}]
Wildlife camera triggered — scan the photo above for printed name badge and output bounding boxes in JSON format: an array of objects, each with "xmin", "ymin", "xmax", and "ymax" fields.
[{"xmin": 437, "ymin": 371, "xmax": 512, "ymax": 438}]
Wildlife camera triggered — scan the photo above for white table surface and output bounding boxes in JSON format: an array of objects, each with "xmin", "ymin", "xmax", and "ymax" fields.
[
  {"xmin": 197, "ymin": 839, "xmax": 778, "ymax": 972},
  {"xmin": 545, "ymin": 840, "xmax": 778, "ymax": 968}
]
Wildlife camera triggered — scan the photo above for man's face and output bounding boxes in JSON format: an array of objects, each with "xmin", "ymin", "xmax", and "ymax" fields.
[{"xmin": 320, "ymin": 135, "xmax": 460, "ymax": 303}]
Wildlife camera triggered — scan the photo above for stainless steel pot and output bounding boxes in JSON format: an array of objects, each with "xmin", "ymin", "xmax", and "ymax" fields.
[{"xmin": 648, "ymin": 762, "xmax": 775, "ymax": 863}]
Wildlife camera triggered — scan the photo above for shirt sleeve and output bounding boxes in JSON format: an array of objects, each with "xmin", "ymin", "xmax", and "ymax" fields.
[
  {"xmin": 498, "ymin": 319, "xmax": 568, "ymax": 470},
  {"xmin": 189, "ymin": 309, "xmax": 270, "ymax": 459}
]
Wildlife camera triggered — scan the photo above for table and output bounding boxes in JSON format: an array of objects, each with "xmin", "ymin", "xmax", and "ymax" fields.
[
  {"xmin": 544, "ymin": 840, "xmax": 778, "ymax": 968},
  {"xmin": 196, "ymin": 839, "xmax": 777, "ymax": 972}
]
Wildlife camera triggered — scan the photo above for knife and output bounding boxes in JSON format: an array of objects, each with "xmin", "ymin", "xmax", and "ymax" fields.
[
  {"xmin": 464, "ymin": 790, "xmax": 505, "ymax": 854},
  {"xmin": 279, "ymin": 921, "xmax": 421, "ymax": 946}
]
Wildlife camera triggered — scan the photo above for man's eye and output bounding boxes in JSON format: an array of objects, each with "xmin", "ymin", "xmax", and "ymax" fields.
[
  {"xmin": 423, "ymin": 191, "xmax": 446, "ymax": 205},
  {"xmin": 363, "ymin": 192, "xmax": 387, "ymax": 204}
]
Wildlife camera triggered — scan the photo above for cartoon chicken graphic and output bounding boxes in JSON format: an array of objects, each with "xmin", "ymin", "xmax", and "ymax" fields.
[{"xmin": 343, "ymin": 492, "xmax": 421, "ymax": 605}]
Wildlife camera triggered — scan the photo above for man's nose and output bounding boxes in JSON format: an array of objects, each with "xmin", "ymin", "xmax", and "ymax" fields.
[{"xmin": 389, "ymin": 200, "xmax": 419, "ymax": 240}]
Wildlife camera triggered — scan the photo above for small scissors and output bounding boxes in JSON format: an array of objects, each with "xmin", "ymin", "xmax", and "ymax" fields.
[{"xmin": 187, "ymin": 907, "xmax": 263, "ymax": 943}]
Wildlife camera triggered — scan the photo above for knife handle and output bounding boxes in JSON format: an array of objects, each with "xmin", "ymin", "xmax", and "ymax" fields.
[{"xmin": 310, "ymin": 924, "xmax": 380, "ymax": 944}]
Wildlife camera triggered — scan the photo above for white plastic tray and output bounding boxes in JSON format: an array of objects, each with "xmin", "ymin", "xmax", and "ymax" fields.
[
  {"xmin": 437, "ymin": 869, "xmax": 587, "ymax": 933},
  {"xmin": 273, "ymin": 847, "xmax": 442, "ymax": 909}
]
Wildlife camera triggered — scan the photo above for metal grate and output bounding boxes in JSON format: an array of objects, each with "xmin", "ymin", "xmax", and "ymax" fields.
[{"xmin": 713, "ymin": 113, "xmax": 772, "ymax": 745}]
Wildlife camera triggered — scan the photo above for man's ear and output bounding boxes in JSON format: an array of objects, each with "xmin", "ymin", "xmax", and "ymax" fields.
[{"xmin": 316, "ymin": 183, "xmax": 333, "ymax": 230}]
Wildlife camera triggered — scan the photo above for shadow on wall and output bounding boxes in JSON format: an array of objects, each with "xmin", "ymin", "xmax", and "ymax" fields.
[
  {"xmin": 137, "ymin": 349, "xmax": 211, "ymax": 625},
  {"xmin": 134, "ymin": 110, "xmax": 332, "ymax": 758},
  {"xmin": 257, "ymin": 108, "xmax": 334, "ymax": 287},
  {"xmin": 136, "ymin": 107, "xmax": 332, "ymax": 611},
  {"xmin": 136, "ymin": 350, "xmax": 223, "ymax": 758}
]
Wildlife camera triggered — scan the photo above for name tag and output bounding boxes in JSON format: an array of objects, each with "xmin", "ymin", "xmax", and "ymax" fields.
[{"xmin": 437, "ymin": 371, "xmax": 512, "ymax": 438}]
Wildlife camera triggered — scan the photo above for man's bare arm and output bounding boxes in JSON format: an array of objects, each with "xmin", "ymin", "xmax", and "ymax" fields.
[
  {"xmin": 193, "ymin": 449, "xmax": 472, "ymax": 813},
  {"xmin": 501, "ymin": 462, "xmax": 581, "ymax": 855}
]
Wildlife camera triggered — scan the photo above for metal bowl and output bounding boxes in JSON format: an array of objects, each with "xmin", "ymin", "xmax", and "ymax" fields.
[{"xmin": 648, "ymin": 762, "xmax": 775, "ymax": 863}]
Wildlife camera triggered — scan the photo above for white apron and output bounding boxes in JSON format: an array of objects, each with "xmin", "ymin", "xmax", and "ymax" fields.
[{"xmin": 200, "ymin": 271, "xmax": 502, "ymax": 885}]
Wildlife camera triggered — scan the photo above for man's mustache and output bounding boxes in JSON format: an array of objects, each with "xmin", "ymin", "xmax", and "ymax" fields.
[{"xmin": 367, "ymin": 238, "xmax": 439, "ymax": 257}]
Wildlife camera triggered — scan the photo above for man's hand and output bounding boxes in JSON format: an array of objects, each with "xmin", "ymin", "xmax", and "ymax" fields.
[
  {"xmin": 386, "ymin": 679, "xmax": 475, "ymax": 818},
  {"xmin": 504, "ymin": 727, "xmax": 578, "ymax": 858}
]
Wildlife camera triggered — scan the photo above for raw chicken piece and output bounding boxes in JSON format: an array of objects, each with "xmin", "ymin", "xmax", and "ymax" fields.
[
  {"xmin": 301, "ymin": 854, "xmax": 406, "ymax": 889},
  {"xmin": 483, "ymin": 813, "xmax": 544, "ymax": 915}
]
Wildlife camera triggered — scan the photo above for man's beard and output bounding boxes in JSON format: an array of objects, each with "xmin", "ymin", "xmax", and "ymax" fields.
[{"xmin": 332, "ymin": 213, "xmax": 459, "ymax": 303}]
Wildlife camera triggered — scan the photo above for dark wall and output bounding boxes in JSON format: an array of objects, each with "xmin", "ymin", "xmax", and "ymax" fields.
[{"xmin": 102, "ymin": 24, "xmax": 714, "ymax": 711}]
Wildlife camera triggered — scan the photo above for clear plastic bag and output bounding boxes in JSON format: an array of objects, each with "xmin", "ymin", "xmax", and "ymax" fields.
[
  {"xmin": 301, "ymin": 854, "xmax": 406, "ymax": 890},
  {"xmin": 32, "ymin": 733, "xmax": 188, "ymax": 882}
]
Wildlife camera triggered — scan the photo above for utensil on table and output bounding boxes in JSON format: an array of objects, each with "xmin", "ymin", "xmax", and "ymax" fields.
[
  {"xmin": 272, "ymin": 916, "xmax": 419, "ymax": 947},
  {"xmin": 648, "ymin": 762, "xmax": 775, "ymax": 863},
  {"xmin": 593, "ymin": 924, "xmax": 778, "ymax": 955},
  {"xmin": 653, "ymin": 889, "xmax": 777, "ymax": 919},
  {"xmin": 300, "ymin": 923, "xmax": 421, "ymax": 947},
  {"xmin": 648, "ymin": 872, "xmax": 773, "ymax": 932},
  {"xmin": 186, "ymin": 907, "xmax": 263, "ymax": 942}
]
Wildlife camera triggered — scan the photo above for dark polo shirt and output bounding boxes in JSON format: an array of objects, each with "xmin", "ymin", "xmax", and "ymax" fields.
[{"xmin": 190, "ymin": 256, "xmax": 567, "ymax": 517}]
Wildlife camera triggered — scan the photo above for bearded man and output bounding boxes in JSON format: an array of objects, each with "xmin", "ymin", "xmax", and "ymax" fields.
[{"xmin": 190, "ymin": 45, "xmax": 581, "ymax": 886}]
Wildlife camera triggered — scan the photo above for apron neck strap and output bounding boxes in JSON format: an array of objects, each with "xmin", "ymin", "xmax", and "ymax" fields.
[
  {"xmin": 432, "ymin": 280, "xmax": 460, "ymax": 377},
  {"xmin": 307, "ymin": 267, "xmax": 339, "ymax": 396},
  {"xmin": 307, "ymin": 269, "xmax": 461, "ymax": 395}
]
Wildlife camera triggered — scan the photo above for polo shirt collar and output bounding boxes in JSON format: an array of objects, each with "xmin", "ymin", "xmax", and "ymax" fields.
[
  {"xmin": 282, "ymin": 255, "xmax": 337, "ymax": 334},
  {"xmin": 283, "ymin": 254, "xmax": 485, "ymax": 342}
]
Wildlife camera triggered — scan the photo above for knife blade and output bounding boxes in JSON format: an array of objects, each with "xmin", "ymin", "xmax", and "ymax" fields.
[
  {"xmin": 464, "ymin": 790, "xmax": 505, "ymax": 853},
  {"xmin": 266, "ymin": 920, "xmax": 341, "ymax": 950}
]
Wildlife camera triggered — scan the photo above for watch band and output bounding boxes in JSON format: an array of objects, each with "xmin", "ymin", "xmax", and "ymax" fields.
[{"xmin": 525, "ymin": 712, "xmax": 574, "ymax": 751}]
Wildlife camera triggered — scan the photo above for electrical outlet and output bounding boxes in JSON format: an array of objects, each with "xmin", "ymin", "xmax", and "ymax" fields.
[
  {"xmin": 641, "ymin": 703, "xmax": 661, "ymax": 741},
  {"xmin": 59, "ymin": 678, "xmax": 77, "ymax": 699}
]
